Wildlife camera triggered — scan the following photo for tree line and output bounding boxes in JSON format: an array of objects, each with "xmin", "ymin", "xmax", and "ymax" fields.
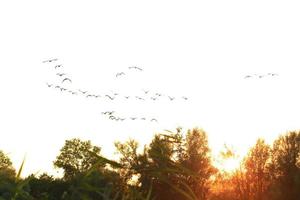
[{"xmin": 0, "ymin": 128, "xmax": 300, "ymax": 200}]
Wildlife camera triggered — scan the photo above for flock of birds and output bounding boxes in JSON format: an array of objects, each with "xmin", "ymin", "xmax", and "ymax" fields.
[
  {"xmin": 42, "ymin": 58, "xmax": 189, "ymax": 122},
  {"xmin": 244, "ymin": 73, "xmax": 278, "ymax": 79},
  {"xmin": 43, "ymin": 58, "xmax": 279, "ymax": 123}
]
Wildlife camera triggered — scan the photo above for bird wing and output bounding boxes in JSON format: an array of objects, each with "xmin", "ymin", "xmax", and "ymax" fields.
[{"xmin": 62, "ymin": 78, "xmax": 72, "ymax": 83}]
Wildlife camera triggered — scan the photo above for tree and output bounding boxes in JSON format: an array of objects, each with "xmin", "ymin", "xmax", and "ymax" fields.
[
  {"xmin": 53, "ymin": 138, "xmax": 103, "ymax": 180},
  {"xmin": 179, "ymin": 128, "xmax": 216, "ymax": 200},
  {"xmin": 244, "ymin": 139, "xmax": 271, "ymax": 200},
  {"xmin": 269, "ymin": 131, "xmax": 300, "ymax": 200},
  {"xmin": 0, "ymin": 150, "xmax": 15, "ymax": 179}
]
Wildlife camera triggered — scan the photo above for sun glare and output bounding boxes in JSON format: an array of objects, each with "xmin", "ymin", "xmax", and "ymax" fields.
[{"xmin": 218, "ymin": 157, "xmax": 241, "ymax": 173}]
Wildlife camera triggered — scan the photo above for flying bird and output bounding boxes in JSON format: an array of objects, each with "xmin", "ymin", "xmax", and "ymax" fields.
[
  {"xmin": 150, "ymin": 118, "xmax": 158, "ymax": 122},
  {"xmin": 56, "ymin": 73, "xmax": 66, "ymax": 77},
  {"xmin": 135, "ymin": 96, "xmax": 145, "ymax": 101},
  {"xmin": 62, "ymin": 78, "xmax": 72, "ymax": 83},
  {"xmin": 182, "ymin": 96, "xmax": 188, "ymax": 100},
  {"xmin": 102, "ymin": 111, "xmax": 114, "ymax": 115},
  {"xmin": 142, "ymin": 89, "xmax": 149, "ymax": 94},
  {"xmin": 55, "ymin": 65, "xmax": 63, "ymax": 69},
  {"xmin": 105, "ymin": 95, "xmax": 115, "ymax": 100},
  {"xmin": 60, "ymin": 88, "xmax": 67, "ymax": 92},
  {"xmin": 42, "ymin": 58, "xmax": 58, "ymax": 63},
  {"xmin": 78, "ymin": 90, "xmax": 88, "ymax": 94},
  {"xmin": 130, "ymin": 117, "xmax": 137, "ymax": 120},
  {"xmin": 128, "ymin": 66, "xmax": 143, "ymax": 71},
  {"xmin": 268, "ymin": 73, "xmax": 278, "ymax": 76},
  {"xmin": 46, "ymin": 83, "xmax": 53, "ymax": 87},
  {"xmin": 116, "ymin": 72, "xmax": 125, "ymax": 77},
  {"xmin": 244, "ymin": 75, "xmax": 252, "ymax": 79},
  {"xmin": 124, "ymin": 96, "xmax": 130, "ymax": 99},
  {"xmin": 168, "ymin": 96, "xmax": 175, "ymax": 101}
]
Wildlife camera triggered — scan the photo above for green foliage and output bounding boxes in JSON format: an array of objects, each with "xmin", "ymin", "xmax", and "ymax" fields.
[
  {"xmin": 53, "ymin": 138, "xmax": 103, "ymax": 180},
  {"xmin": 2, "ymin": 129, "xmax": 300, "ymax": 200}
]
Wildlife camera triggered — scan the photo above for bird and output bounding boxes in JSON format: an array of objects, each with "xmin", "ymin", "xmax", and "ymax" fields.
[
  {"xmin": 150, "ymin": 118, "xmax": 158, "ymax": 122},
  {"xmin": 268, "ymin": 73, "xmax": 278, "ymax": 76},
  {"xmin": 54, "ymin": 64, "xmax": 63, "ymax": 69},
  {"xmin": 105, "ymin": 95, "xmax": 115, "ymax": 100},
  {"xmin": 55, "ymin": 85, "xmax": 61, "ymax": 89},
  {"xmin": 124, "ymin": 96, "xmax": 130, "ymax": 99},
  {"xmin": 128, "ymin": 66, "xmax": 143, "ymax": 71},
  {"xmin": 182, "ymin": 96, "xmax": 188, "ymax": 100},
  {"xmin": 142, "ymin": 89, "xmax": 149, "ymax": 94},
  {"xmin": 86, "ymin": 94, "xmax": 93, "ymax": 98},
  {"xmin": 42, "ymin": 58, "xmax": 58, "ymax": 63},
  {"xmin": 46, "ymin": 83, "xmax": 53, "ymax": 87},
  {"xmin": 60, "ymin": 88, "xmax": 67, "ymax": 92},
  {"xmin": 56, "ymin": 73, "xmax": 66, "ymax": 77},
  {"xmin": 135, "ymin": 96, "xmax": 145, "ymax": 101},
  {"xmin": 116, "ymin": 72, "xmax": 125, "ymax": 77},
  {"xmin": 258, "ymin": 75, "xmax": 264, "ymax": 78},
  {"xmin": 109, "ymin": 115, "xmax": 117, "ymax": 120},
  {"xmin": 62, "ymin": 78, "xmax": 72, "ymax": 83},
  {"xmin": 95, "ymin": 95, "xmax": 101, "ymax": 98},
  {"xmin": 102, "ymin": 111, "xmax": 114, "ymax": 115},
  {"xmin": 155, "ymin": 93, "xmax": 162, "ymax": 97},
  {"xmin": 244, "ymin": 75, "xmax": 252, "ymax": 79},
  {"xmin": 141, "ymin": 117, "xmax": 146, "ymax": 120},
  {"xmin": 130, "ymin": 117, "xmax": 137, "ymax": 120},
  {"xmin": 168, "ymin": 96, "xmax": 175, "ymax": 101},
  {"xmin": 151, "ymin": 97, "xmax": 157, "ymax": 101},
  {"xmin": 78, "ymin": 90, "xmax": 88, "ymax": 94}
]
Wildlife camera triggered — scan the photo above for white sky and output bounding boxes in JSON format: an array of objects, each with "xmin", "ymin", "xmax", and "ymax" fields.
[{"xmin": 1, "ymin": 0, "xmax": 300, "ymax": 177}]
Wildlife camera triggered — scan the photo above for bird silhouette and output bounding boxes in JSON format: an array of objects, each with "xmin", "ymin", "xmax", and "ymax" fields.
[
  {"xmin": 151, "ymin": 97, "xmax": 157, "ymax": 101},
  {"xmin": 128, "ymin": 66, "xmax": 143, "ymax": 71},
  {"xmin": 142, "ymin": 89, "xmax": 149, "ymax": 94},
  {"xmin": 46, "ymin": 83, "xmax": 53, "ymax": 87},
  {"xmin": 105, "ymin": 95, "xmax": 115, "ymax": 100},
  {"xmin": 62, "ymin": 78, "xmax": 72, "ymax": 83},
  {"xmin": 116, "ymin": 72, "xmax": 125, "ymax": 77},
  {"xmin": 86, "ymin": 94, "xmax": 93, "ymax": 98},
  {"xmin": 135, "ymin": 96, "xmax": 145, "ymax": 101},
  {"xmin": 130, "ymin": 117, "xmax": 137, "ymax": 120},
  {"xmin": 268, "ymin": 73, "xmax": 278, "ymax": 76},
  {"xmin": 124, "ymin": 96, "xmax": 130, "ymax": 99},
  {"xmin": 55, "ymin": 65, "xmax": 63, "ymax": 69},
  {"xmin": 42, "ymin": 58, "xmax": 58, "ymax": 63},
  {"xmin": 60, "ymin": 88, "xmax": 67, "ymax": 92},
  {"xmin": 244, "ymin": 75, "xmax": 252, "ymax": 79},
  {"xmin": 56, "ymin": 73, "xmax": 66, "ymax": 77},
  {"xmin": 55, "ymin": 85, "xmax": 61, "ymax": 89},
  {"xmin": 168, "ymin": 96, "xmax": 175, "ymax": 101},
  {"xmin": 150, "ymin": 118, "xmax": 158, "ymax": 122},
  {"xmin": 102, "ymin": 111, "xmax": 114, "ymax": 115},
  {"xmin": 78, "ymin": 90, "xmax": 88, "ymax": 94},
  {"xmin": 182, "ymin": 96, "xmax": 188, "ymax": 100}
]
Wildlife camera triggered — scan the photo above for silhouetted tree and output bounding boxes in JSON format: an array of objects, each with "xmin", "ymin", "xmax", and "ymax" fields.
[
  {"xmin": 269, "ymin": 131, "xmax": 300, "ymax": 200},
  {"xmin": 244, "ymin": 139, "xmax": 271, "ymax": 200},
  {"xmin": 179, "ymin": 128, "xmax": 217, "ymax": 200},
  {"xmin": 0, "ymin": 150, "xmax": 16, "ymax": 179},
  {"xmin": 53, "ymin": 138, "xmax": 103, "ymax": 180}
]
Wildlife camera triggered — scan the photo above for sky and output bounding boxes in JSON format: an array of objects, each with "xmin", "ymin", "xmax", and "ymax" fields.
[{"xmin": 0, "ymin": 0, "xmax": 300, "ymax": 177}]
